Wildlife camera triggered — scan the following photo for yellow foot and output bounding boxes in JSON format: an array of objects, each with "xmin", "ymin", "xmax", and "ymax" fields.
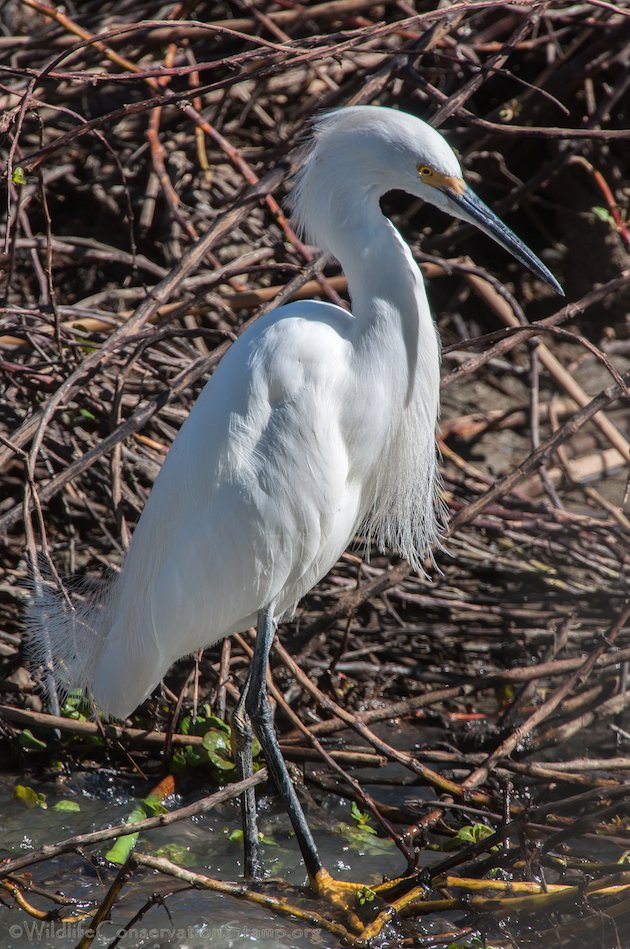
[{"xmin": 310, "ymin": 867, "xmax": 427, "ymax": 942}]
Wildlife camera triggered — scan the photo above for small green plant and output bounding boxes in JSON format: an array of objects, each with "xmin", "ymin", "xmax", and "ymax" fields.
[
  {"xmin": 442, "ymin": 822, "xmax": 498, "ymax": 852},
  {"xmin": 228, "ymin": 828, "xmax": 276, "ymax": 847},
  {"xmin": 14, "ymin": 785, "xmax": 48, "ymax": 809},
  {"xmin": 105, "ymin": 793, "xmax": 168, "ymax": 865},
  {"xmin": 336, "ymin": 801, "xmax": 393, "ymax": 855},
  {"xmin": 154, "ymin": 843, "xmax": 194, "ymax": 865},
  {"xmin": 61, "ymin": 692, "xmax": 92, "ymax": 721},
  {"xmin": 58, "ymin": 693, "xmax": 105, "ymax": 748},
  {"xmin": 52, "ymin": 800, "xmax": 81, "ymax": 813},
  {"xmin": 14, "ymin": 785, "xmax": 81, "ymax": 813},
  {"xmin": 350, "ymin": 801, "xmax": 377, "ymax": 835},
  {"xmin": 592, "ymin": 205, "xmax": 614, "ymax": 225},
  {"xmin": 356, "ymin": 886, "xmax": 376, "ymax": 906},
  {"xmin": 19, "ymin": 729, "xmax": 47, "ymax": 751},
  {"xmin": 172, "ymin": 706, "xmax": 262, "ymax": 782}
]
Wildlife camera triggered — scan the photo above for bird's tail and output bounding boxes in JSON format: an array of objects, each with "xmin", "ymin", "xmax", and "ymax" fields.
[{"xmin": 25, "ymin": 572, "xmax": 116, "ymax": 715}]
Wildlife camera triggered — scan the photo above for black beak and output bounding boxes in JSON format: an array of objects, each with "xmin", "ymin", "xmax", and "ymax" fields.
[{"xmin": 443, "ymin": 184, "xmax": 564, "ymax": 296}]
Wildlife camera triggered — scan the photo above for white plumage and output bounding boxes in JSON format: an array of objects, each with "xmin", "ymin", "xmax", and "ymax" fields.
[{"xmin": 27, "ymin": 105, "xmax": 560, "ymax": 721}]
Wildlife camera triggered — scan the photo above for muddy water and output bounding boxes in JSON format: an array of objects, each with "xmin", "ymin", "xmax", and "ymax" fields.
[{"xmin": 0, "ymin": 766, "xmax": 448, "ymax": 949}]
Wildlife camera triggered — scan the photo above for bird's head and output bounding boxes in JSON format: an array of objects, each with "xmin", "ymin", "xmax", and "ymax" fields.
[{"xmin": 292, "ymin": 105, "xmax": 563, "ymax": 295}]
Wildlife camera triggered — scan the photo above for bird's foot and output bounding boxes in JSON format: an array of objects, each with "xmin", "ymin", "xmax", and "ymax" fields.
[{"xmin": 309, "ymin": 867, "xmax": 428, "ymax": 942}]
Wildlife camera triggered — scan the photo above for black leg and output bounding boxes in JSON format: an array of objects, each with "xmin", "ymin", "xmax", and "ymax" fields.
[
  {"xmin": 232, "ymin": 666, "xmax": 261, "ymax": 879},
  {"xmin": 246, "ymin": 605, "xmax": 323, "ymax": 882}
]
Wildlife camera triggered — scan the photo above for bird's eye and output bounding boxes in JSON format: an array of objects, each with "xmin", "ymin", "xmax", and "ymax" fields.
[{"xmin": 417, "ymin": 164, "xmax": 434, "ymax": 179}]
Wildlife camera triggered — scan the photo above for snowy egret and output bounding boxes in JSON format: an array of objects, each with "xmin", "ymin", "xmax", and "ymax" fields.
[{"xmin": 29, "ymin": 105, "xmax": 562, "ymax": 899}]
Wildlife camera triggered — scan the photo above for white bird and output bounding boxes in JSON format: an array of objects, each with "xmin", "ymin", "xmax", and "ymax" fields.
[{"xmin": 28, "ymin": 105, "xmax": 561, "ymax": 893}]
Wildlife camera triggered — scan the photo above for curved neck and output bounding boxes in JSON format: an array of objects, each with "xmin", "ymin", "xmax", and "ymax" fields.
[
  {"xmin": 327, "ymin": 200, "xmax": 442, "ymax": 569},
  {"xmin": 294, "ymin": 143, "xmax": 430, "ymax": 342},
  {"xmin": 329, "ymin": 202, "xmax": 435, "ymax": 405},
  {"xmin": 339, "ymin": 211, "xmax": 427, "ymax": 323}
]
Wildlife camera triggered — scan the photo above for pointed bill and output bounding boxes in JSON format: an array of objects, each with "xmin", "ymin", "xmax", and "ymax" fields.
[{"xmin": 442, "ymin": 183, "xmax": 564, "ymax": 296}]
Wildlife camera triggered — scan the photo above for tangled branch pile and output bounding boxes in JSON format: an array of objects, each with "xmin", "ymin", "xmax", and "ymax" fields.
[{"xmin": 1, "ymin": 2, "xmax": 629, "ymax": 947}]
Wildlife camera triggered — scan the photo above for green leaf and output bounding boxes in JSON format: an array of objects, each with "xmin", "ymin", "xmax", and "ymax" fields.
[
  {"xmin": 350, "ymin": 801, "xmax": 374, "ymax": 828},
  {"xmin": 183, "ymin": 745, "xmax": 210, "ymax": 768},
  {"xmin": 142, "ymin": 795, "xmax": 168, "ymax": 818},
  {"xmin": 105, "ymin": 794, "xmax": 165, "ymax": 864},
  {"xmin": 14, "ymin": 785, "xmax": 47, "ymax": 809},
  {"xmin": 201, "ymin": 729, "xmax": 235, "ymax": 771},
  {"xmin": 182, "ymin": 710, "xmax": 231, "ymax": 738},
  {"xmin": 154, "ymin": 843, "xmax": 193, "ymax": 865},
  {"xmin": 592, "ymin": 205, "xmax": 613, "ymax": 224},
  {"xmin": 201, "ymin": 729, "xmax": 230, "ymax": 754},
  {"xmin": 349, "ymin": 801, "xmax": 377, "ymax": 834},
  {"xmin": 460, "ymin": 823, "xmax": 494, "ymax": 844},
  {"xmin": 207, "ymin": 756, "xmax": 235, "ymax": 771},
  {"xmin": 19, "ymin": 729, "xmax": 47, "ymax": 750},
  {"xmin": 61, "ymin": 692, "xmax": 91, "ymax": 720},
  {"xmin": 106, "ymin": 831, "xmax": 139, "ymax": 865},
  {"xmin": 350, "ymin": 800, "xmax": 363, "ymax": 823},
  {"xmin": 228, "ymin": 828, "xmax": 275, "ymax": 846},
  {"xmin": 52, "ymin": 800, "xmax": 81, "ymax": 812},
  {"xmin": 12, "ymin": 166, "xmax": 26, "ymax": 185},
  {"xmin": 356, "ymin": 886, "xmax": 376, "ymax": 906},
  {"xmin": 337, "ymin": 821, "xmax": 393, "ymax": 855},
  {"xmin": 442, "ymin": 822, "xmax": 496, "ymax": 851},
  {"xmin": 171, "ymin": 750, "xmax": 189, "ymax": 773},
  {"xmin": 202, "ymin": 713, "xmax": 231, "ymax": 735},
  {"xmin": 258, "ymin": 833, "xmax": 277, "ymax": 847}
]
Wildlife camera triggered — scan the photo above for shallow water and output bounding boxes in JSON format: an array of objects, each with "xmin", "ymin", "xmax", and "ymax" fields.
[
  {"xmin": 4, "ymin": 712, "xmax": 624, "ymax": 948},
  {"xmin": 0, "ymin": 765, "xmax": 440, "ymax": 949}
]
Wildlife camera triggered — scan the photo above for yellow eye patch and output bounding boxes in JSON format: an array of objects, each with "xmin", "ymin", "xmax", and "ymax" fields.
[{"xmin": 417, "ymin": 163, "xmax": 466, "ymax": 194}]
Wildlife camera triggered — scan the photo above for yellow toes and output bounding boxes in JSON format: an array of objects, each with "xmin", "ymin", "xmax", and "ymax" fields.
[{"xmin": 309, "ymin": 867, "xmax": 405, "ymax": 941}]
